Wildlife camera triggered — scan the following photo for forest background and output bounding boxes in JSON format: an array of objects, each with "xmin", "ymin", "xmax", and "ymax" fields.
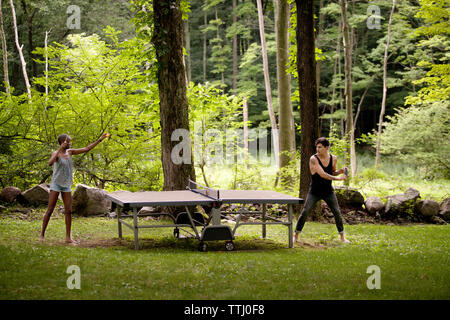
[{"xmin": 0, "ymin": 0, "xmax": 448, "ymax": 202}]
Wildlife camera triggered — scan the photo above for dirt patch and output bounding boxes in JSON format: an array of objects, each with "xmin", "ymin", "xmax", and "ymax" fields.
[
  {"xmin": 38, "ymin": 236, "xmax": 291, "ymax": 252},
  {"xmin": 77, "ymin": 238, "xmax": 127, "ymax": 248},
  {"xmin": 293, "ymin": 238, "xmax": 342, "ymax": 250}
]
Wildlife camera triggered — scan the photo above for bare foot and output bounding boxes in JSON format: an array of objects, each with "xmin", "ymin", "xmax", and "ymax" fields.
[
  {"xmin": 40, "ymin": 236, "xmax": 45, "ymax": 242},
  {"xmin": 293, "ymin": 232, "xmax": 300, "ymax": 244},
  {"xmin": 341, "ymin": 238, "xmax": 351, "ymax": 243},
  {"xmin": 65, "ymin": 238, "xmax": 79, "ymax": 245}
]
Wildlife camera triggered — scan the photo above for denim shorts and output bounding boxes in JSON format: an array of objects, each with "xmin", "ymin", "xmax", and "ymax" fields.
[{"xmin": 50, "ymin": 182, "xmax": 72, "ymax": 193}]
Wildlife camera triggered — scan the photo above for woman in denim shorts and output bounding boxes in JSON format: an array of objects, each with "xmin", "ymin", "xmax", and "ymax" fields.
[{"xmin": 40, "ymin": 133, "xmax": 109, "ymax": 244}]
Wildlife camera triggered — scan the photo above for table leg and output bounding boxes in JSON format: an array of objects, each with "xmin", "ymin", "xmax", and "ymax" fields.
[
  {"xmin": 133, "ymin": 207, "xmax": 139, "ymax": 250},
  {"xmin": 262, "ymin": 203, "xmax": 267, "ymax": 239},
  {"xmin": 185, "ymin": 206, "xmax": 200, "ymax": 238},
  {"xmin": 288, "ymin": 204, "xmax": 293, "ymax": 248},
  {"xmin": 117, "ymin": 206, "xmax": 123, "ymax": 239}
]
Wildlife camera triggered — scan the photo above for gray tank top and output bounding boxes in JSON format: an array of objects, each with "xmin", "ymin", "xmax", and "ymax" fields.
[{"xmin": 51, "ymin": 155, "xmax": 73, "ymax": 187}]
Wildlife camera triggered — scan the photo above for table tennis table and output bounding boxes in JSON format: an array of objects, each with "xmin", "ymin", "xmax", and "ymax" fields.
[{"xmin": 106, "ymin": 180, "xmax": 303, "ymax": 251}]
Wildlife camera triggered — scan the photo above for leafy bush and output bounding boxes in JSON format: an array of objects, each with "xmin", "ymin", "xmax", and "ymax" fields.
[
  {"xmin": 0, "ymin": 30, "xmax": 161, "ymax": 191},
  {"xmin": 380, "ymin": 101, "xmax": 450, "ymax": 178}
]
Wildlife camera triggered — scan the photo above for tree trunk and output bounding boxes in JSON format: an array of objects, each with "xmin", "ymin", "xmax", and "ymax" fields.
[
  {"xmin": 256, "ymin": 0, "xmax": 279, "ymax": 166},
  {"xmin": 152, "ymin": 0, "xmax": 195, "ymax": 191},
  {"xmin": 20, "ymin": 0, "xmax": 36, "ymax": 78},
  {"xmin": 316, "ymin": 0, "xmax": 323, "ymax": 92},
  {"xmin": 330, "ymin": 20, "xmax": 342, "ymax": 131},
  {"xmin": 232, "ymin": 0, "xmax": 238, "ymax": 92},
  {"xmin": 339, "ymin": 0, "xmax": 356, "ymax": 180},
  {"xmin": 44, "ymin": 30, "xmax": 50, "ymax": 102},
  {"xmin": 338, "ymin": 22, "xmax": 344, "ymax": 137},
  {"xmin": 276, "ymin": 0, "xmax": 294, "ymax": 171},
  {"xmin": 203, "ymin": 4, "xmax": 207, "ymax": 82},
  {"xmin": 243, "ymin": 96, "xmax": 249, "ymax": 162},
  {"xmin": 184, "ymin": 19, "xmax": 191, "ymax": 85},
  {"xmin": 0, "ymin": 0, "xmax": 10, "ymax": 95},
  {"xmin": 375, "ymin": 0, "xmax": 397, "ymax": 168},
  {"xmin": 296, "ymin": 0, "xmax": 319, "ymax": 202},
  {"xmin": 10, "ymin": 0, "xmax": 31, "ymax": 99}
]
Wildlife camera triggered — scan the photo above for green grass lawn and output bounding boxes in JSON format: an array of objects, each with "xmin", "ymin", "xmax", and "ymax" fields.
[{"xmin": 0, "ymin": 209, "xmax": 449, "ymax": 300}]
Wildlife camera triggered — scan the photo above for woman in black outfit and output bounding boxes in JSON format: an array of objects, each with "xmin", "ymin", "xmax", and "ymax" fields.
[{"xmin": 294, "ymin": 137, "xmax": 351, "ymax": 243}]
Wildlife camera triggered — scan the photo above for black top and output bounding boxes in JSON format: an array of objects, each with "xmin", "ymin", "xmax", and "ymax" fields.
[{"xmin": 310, "ymin": 154, "xmax": 333, "ymax": 196}]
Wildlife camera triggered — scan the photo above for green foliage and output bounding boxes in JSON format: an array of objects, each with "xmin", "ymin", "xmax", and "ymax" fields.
[
  {"xmin": 1, "ymin": 30, "xmax": 162, "ymax": 191},
  {"xmin": 276, "ymin": 150, "xmax": 300, "ymax": 194},
  {"xmin": 187, "ymin": 82, "xmax": 243, "ymax": 180},
  {"xmin": 358, "ymin": 167, "xmax": 388, "ymax": 182},
  {"xmin": 328, "ymin": 124, "xmax": 350, "ymax": 164},
  {"xmin": 379, "ymin": 101, "xmax": 450, "ymax": 178},
  {"xmin": 414, "ymin": 0, "xmax": 450, "ymax": 36}
]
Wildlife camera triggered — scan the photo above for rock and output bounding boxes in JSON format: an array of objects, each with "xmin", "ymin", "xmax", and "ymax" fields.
[
  {"xmin": 365, "ymin": 196, "xmax": 385, "ymax": 215},
  {"xmin": 13, "ymin": 207, "xmax": 32, "ymax": 214},
  {"xmin": 108, "ymin": 212, "xmax": 117, "ymax": 219},
  {"xmin": 439, "ymin": 198, "xmax": 450, "ymax": 221},
  {"xmin": 416, "ymin": 200, "xmax": 440, "ymax": 217},
  {"xmin": 72, "ymin": 184, "xmax": 111, "ymax": 217},
  {"xmin": 138, "ymin": 206, "xmax": 157, "ymax": 215},
  {"xmin": 221, "ymin": 219, "xmax": 236, "ymax": 225},
  {"xmin": 430, "ymin": 216, "xmax": 447, "ymax": 225},
  {"xmin": 384, "ymin": 188, "xmax": 421, "ymax": 218},
  {"xmin": 21, "ymin": 184, "xmax": 50, "ymax": 206},
  {"xmin": 334, "ymin": 186, "xmax": 365, "ymax": 208},
  {"xmin": 0, "ymin": 187, "xmax": 21, "ymax": 203}
]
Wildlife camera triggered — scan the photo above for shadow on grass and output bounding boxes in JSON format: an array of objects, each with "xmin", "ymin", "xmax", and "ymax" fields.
[
  {"xmin": 37, "ymin": 235, "xmax": 303, "ymax": 252},
  {"xmin": 40, "ymin": 235, "xmax": 343, "ymax": 252}
]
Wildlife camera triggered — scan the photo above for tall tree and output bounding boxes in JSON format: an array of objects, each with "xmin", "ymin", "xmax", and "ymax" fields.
[
  {"xmin": 256, "ymin": 0, "xmax": 279, "ymax": 166},
  {"xmin": 296, "ymin": 0, "xmax": 319, "ymax": 201},
  {"xmin": 184, "ymin": 18, "xmax": 191, "ymax": 84},
  {"xmin": 232, "ymin": 0, "xmax": 238, "ymax": 91},
  {"xmin": 9, "ymin": 0, "xmax": 31, "ymax": 99},
  {"xmin": 339, "ymin": 0, "xmax": 356, "ymax": 179},
  {"xmin": 202, "ymin": 1, "xmax": 208, "ymax": 82},
  {"xmin": 0, "ymin": 0, "xmax": 10, "ymax": 95},
  {"xmin": 20, "ymin": 0, "xmax": 37, "ymax": 78},
  {"xmin": 276, "ymin": 0, "xmax": 295, "ymax": 171},
  {"xmin": 152, "ymin": 0, "xmax": 195, "ymax": 190},
  {"xmin": 375, "ymin": 0, "xmax": 397, "ymax": 168}
]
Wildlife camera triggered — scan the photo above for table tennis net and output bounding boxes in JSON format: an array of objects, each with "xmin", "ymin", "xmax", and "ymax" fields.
[{"xmin": 188, "ymin": 179, "xmax": 220, "ymax": 200}]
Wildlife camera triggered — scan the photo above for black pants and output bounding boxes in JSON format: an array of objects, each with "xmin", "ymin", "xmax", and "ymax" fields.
[{"xmin": 295, "ymin": 190, "xmax": 344, "ymax": 234}]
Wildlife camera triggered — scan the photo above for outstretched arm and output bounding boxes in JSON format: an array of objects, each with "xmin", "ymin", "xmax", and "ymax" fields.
[{"xmin": 69, "ymin": 133, "xmax": 109, "ymax": 156}]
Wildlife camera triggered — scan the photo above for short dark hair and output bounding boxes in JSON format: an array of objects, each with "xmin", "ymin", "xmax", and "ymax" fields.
[
  {"xmin": 57, "ymin": 134, "xmax": 70, "ymax": 145},
  {"xmin": 315, "ymin": 137, "xmax": 330, "ymax": 147}
]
